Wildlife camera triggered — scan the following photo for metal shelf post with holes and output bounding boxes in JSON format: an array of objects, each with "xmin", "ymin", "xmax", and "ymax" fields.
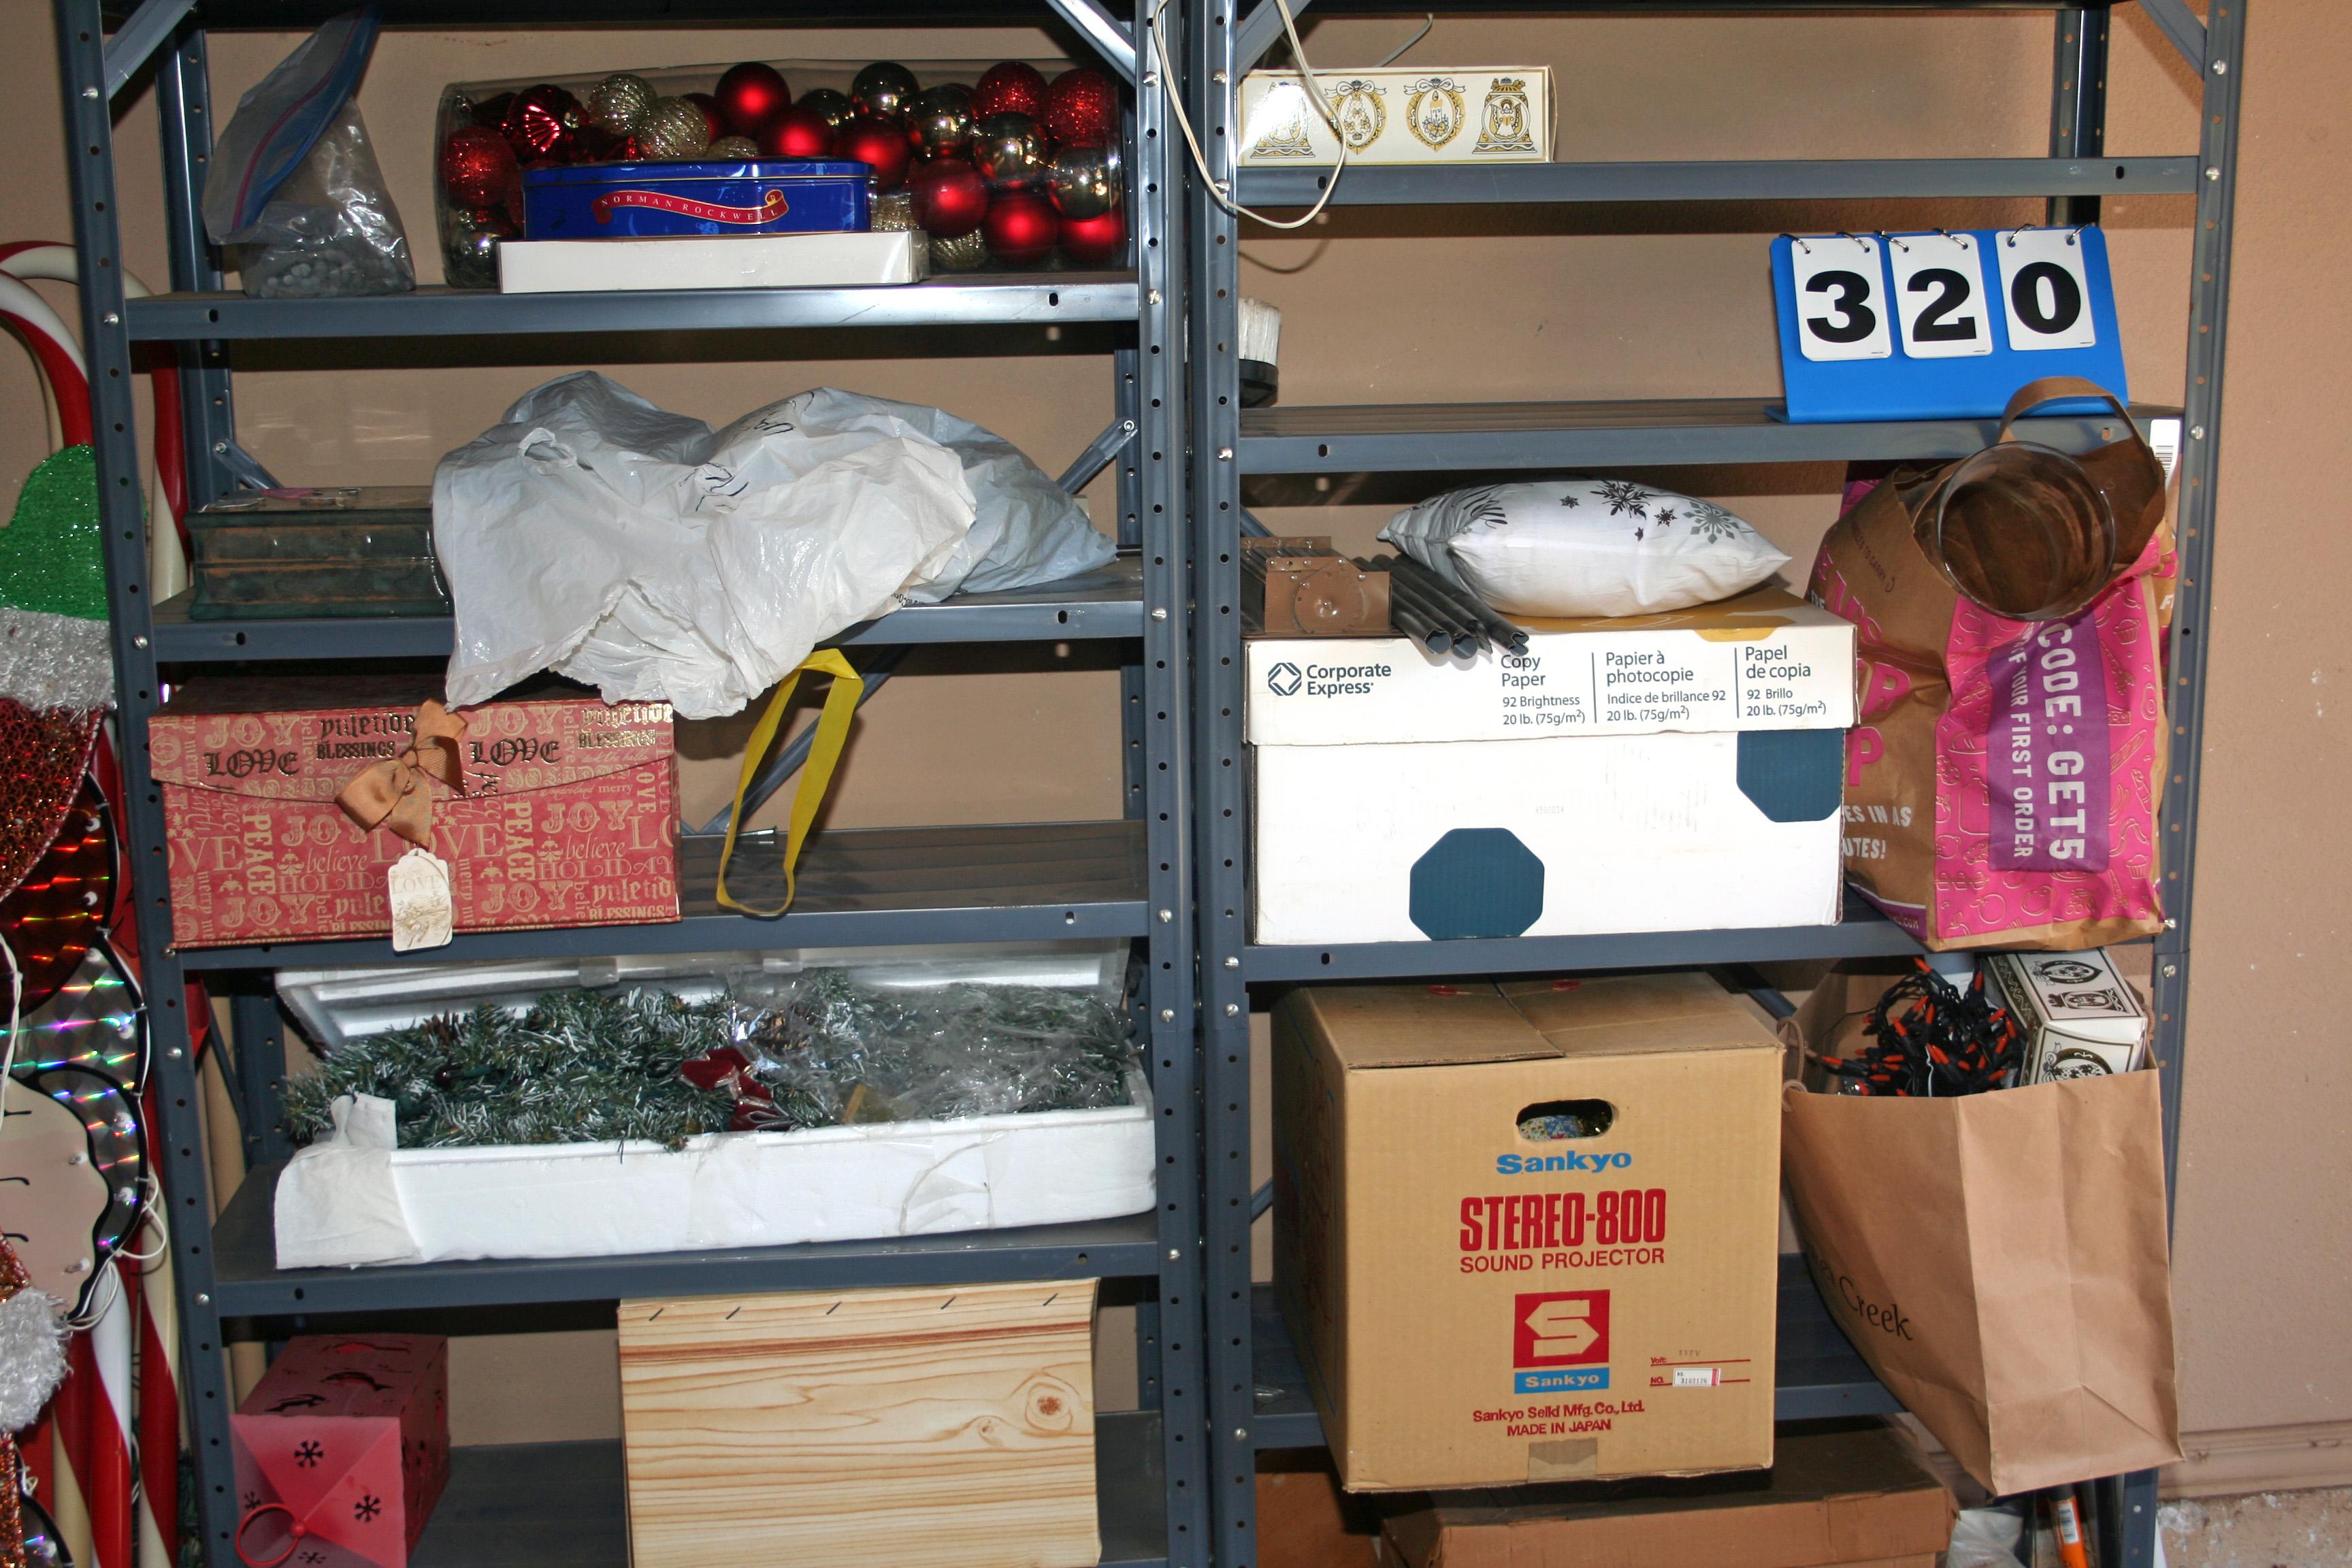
[
  {"xmin": 53, "ymin": 0, "xmax": 1205, "ymax": 1563},
  {"xmin": 1183, "ymin": 4, "xmax": 2239, "ymax": 1567}
]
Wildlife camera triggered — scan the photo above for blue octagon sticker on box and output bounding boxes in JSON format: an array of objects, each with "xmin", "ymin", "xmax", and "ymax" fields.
[{"xmin": 521, "ymin": 159, "xmax": 872, "ymax": 240}]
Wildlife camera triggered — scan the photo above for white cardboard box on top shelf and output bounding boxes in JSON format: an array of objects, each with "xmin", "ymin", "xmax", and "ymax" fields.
[
  {"xmin": 270, "ymin": 943, "xmax": 1155, "ymax": 1269},
  {"xmin": 498, "ymin": 230, "xmax": 928, "ymax": 293},
  {"xmin": 1245, "ymin": 588, "xmax": 1857, "ymax": 945}
]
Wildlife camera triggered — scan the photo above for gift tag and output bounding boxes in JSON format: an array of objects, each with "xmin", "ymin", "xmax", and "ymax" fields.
[
  {"xmin": 1888, "ymin": 232, "xmax": 1993, "ymax": 359},
  {"xmin": 1788, "ymin": 234, "xmax": 1892, "ymax": 362},
  {"xmin": 386, "ymin": 846, "xmax": 453, "ymax": 952},
  {"xmin": 1996, "ymin": 227, "xmax": 2098, "ymax": 351}
]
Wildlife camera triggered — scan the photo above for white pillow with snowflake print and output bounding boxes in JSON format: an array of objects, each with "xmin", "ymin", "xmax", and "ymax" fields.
[{"xmin": 1379, "ymin": 479, "xmax": 1792, "ymax": 619}]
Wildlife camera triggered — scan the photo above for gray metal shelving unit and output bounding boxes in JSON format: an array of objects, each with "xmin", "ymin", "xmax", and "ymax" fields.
[
  {"xmin": 53, "ymin": 0, "xmax": 1205, "ymax": 1562},
  {"xmin": 1183, "ymin": 4, "xmax": 2239, "ymax": 1567}
]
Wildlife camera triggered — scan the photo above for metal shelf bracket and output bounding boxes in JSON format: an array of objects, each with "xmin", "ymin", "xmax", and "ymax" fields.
[
  {"xmin": 103, "ymin": 0, "xmax": 195, "ymax": 99},
  {"xmin": 1048, "ymin": 0, "xmax": 1140, "ymax": 82},
  {"xmin": 2138, "ymin": 0, "xmax": 2208, "ymax": 71}
]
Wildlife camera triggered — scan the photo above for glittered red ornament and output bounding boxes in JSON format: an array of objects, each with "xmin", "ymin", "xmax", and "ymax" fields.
[
  {"xmin": 760, "ymin": 104, "xmax": 836, "ymax": 160},
  {"xmin": 440, "ymin": 124, "xmax": 518, "ymax": 208},
  {"xmin": 1045, "ymin": 67, "xmax": 1118, "ymax": 148},
  {"xmin": 685, "ymin": 93, "xmax": 724, "ymax": 142},
  {"xmin": 833, "ymin": 114, "xmax": 912, "ymax": 193},
  {"xmin": 909, "ymin": 157, "xmax": 989, "ymax": 240},
  {"xmin": 715, "ymin": 61, "xmax": 791, "ymax": 137},
  {"xmin": 0, "ymin": 777, "xmax": 113, "ymax": 1011},
  {"xmin": 0, "ymin": 699, "xmax": 101, "ymax": 904},
  {"xmin": 983, "ymin": 190, "xmax": 1059, "ymax": 267},
  {"xmin": 972, "ymin": 60, "xmax": 1049, "ymax": 121},
  {"xmin": 1057, "ymin": 203, "xmax": 1126, "ymax": 266},
  {"xmin": 503, "ymin": 84, "xmax": 583, "ymax": 162}
]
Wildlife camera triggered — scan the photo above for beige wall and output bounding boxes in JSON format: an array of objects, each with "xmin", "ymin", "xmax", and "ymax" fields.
[{"xmin": 4, "ymin": 1, "xmax": 2343, "ymax": 1487}]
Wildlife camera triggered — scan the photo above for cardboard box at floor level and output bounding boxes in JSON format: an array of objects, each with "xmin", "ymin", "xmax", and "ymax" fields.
[
  {"xmin": 1274, "ymin": 974, "xmax": 1783, "ymax": 1491},
  {"xmin": 619, "ymin": 1281, "xmax": 1100, "ymax": 1568},
  {"xmin": 1377, "ymin": 1420, "xmax": 1955, "ymax": 1568},
  {"xmin": 148, "ymin": 675, "xmax": 679, "ymax": 948}
]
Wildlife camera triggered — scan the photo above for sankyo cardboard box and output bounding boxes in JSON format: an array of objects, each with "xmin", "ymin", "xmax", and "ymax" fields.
[
  {"xmin": 1273, "ymin": 975, "xmax": 1782, "ymax": 1492},
  {"xmin": 1238, "ymin": 68, "xmax": 1552, "ymax": 165},
  {"xmin": 1377, "ymin": 1420, "xmax": 1955, "ymax": 1568}
]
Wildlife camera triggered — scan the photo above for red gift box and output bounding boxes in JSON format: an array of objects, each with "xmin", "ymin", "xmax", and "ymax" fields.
[
  {"xmin": 230, "ymin": 1335, "xmax": 451, "ymax": 1568},
  {"xmin": 148, "ymin": 676, "xmax": 679, "ymax": 948}
]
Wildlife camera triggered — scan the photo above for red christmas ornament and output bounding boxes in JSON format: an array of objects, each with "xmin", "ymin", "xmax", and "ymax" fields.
[
  {"xmin": 833, "ymin": 114, "xmax": 912, "ymax": 193},
  {"xmin": 502, "ymin": 84, "xmax": 583, "ymax": 161},
  {"xmin": 909, "ymin": 157, "xmax": 989, "ymax": 240},
  {"xmin": 685, "ymin": 93, "xmax": 724, "ymax": 142},
  {"xmin": 760, "ymin": 104, "xmax": 836, "ymax": 160},
  {"xmin": 972, "ymin": 60, "xmax": 1049, "ymax": 121},
  {"xmin": 569, "ymin": 125, "xmax": 624, "ymax": 165},
  {"xmin": 983, "ymin": 190, "xmax": 1059, "ymax": 267},
  {"xmin": 1057, "ymin": 203, "xmax": 1126, "ymax": 266},
  {"xmin": 715, "ymin": 62, "xmax": 791, "ymax": 137},
  {"xmin": 1045, "ymin": 67, "xmax": 1118, "ymax": 148},
  {"xmin": 440, "ymin": 124, "xmax": 518, "ymax": 208}
]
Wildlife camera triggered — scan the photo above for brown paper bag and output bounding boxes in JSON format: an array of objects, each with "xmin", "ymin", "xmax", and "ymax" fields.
[
  {"xmin": 1781, "ymin": 1071, "xmax": 2180, "ymax": 1495},
  {"xmin": 1808, "ymin": 377, "xmax": 2172, "ymax": 951},
  {"xmin": 1778, "ymin": 973, "xmax": 2180, "ymax": 1495}
]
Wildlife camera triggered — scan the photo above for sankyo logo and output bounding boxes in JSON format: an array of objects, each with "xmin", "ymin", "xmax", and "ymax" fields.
[{"xmin": 1267, "ymin": 662, "xmax": 1303, "ymax": 696}]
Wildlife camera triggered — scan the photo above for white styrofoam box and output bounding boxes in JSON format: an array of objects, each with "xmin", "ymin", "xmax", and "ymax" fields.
[
  {"xmin": 1251, "ymin": 729, "xmax": 1843, "ymax": 945},
  {"xmin": 1246, "ymin": 589, "xmax": 1855, "ymax": 747},
  {"xmin": 1238, "ymin": 68, "xmax": 1551, "ymax": 165},
  {"xmin": 274, "ymin": 1078, "xmax": 1154, "ymax": 1270},
  {"xmin": 277, "ymin": 941, "xmax": 1128, "ymax": 1051},
  {"xmin": 498, "ymin": 230, "xmax": 925, "ymax": 293}
]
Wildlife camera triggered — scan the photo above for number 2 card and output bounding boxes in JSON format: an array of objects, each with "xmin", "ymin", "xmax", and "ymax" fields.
[{"xmin": 1889, "ymin": 232, "xmax": 1993, "ymax": 359}]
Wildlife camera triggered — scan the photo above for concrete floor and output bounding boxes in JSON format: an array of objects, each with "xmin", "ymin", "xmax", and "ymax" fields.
[{"xmin": 2161, "ymin": 1489, "xmax": 2352, "ymax": 1567}]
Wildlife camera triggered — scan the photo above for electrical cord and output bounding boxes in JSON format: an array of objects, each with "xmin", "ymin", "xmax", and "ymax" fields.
[
  {"xmin": 1151, "ymin": 0, "xmax": 1350, "ymax": 230},
  {"xmin": 1375, "ymin": 14, "xmax": 1435, "ymax": 67}
]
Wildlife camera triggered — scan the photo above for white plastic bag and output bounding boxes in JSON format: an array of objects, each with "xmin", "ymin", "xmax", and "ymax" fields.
[
  {"xmin": 1380, "ymin": 479, "xmax": 1790, "ymax": 618},
  {"xmin": 434, "ymin": 373, "xmax": 975, "ymax": 718},
  {"xmin": 781, "ymin": 390, "xmax": 1117, "ymax": 595}
]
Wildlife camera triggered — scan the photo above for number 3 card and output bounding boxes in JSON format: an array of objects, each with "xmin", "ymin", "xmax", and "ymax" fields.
[
  {"xmin": 1771, "ymin": 226, "xmax": 2127, "ymax": 422},
  {"xmin": 1789, "ymin": 234, "xmax": 1893, "ymax": 362}
]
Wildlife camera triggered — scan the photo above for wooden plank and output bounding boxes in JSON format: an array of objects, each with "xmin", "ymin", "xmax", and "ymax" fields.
[{"xmin": 617, "ymin": 1280, "xmax": 1101, "ymax": 1568}]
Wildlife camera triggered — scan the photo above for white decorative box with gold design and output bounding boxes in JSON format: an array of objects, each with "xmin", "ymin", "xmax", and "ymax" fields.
[{"xmin": 1237, "ymin": 67, "xmax": 1551, "ymax": 165}]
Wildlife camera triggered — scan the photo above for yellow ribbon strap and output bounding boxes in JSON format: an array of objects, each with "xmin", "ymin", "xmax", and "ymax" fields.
[
  {"xmin": 716, "ymin": 651, "xmax": 864, "ymax": 917},
  {"xmin": 334, "ymin": 700, "xmax": 469, "ymax": 848}
]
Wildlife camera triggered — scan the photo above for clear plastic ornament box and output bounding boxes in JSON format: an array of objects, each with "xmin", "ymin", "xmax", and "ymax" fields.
[
  {"xmin": 434, "ymin": 57, "xmax": 1130, "ymax": 287},
  {"xmin": 270, "ymin": 943, "xmax": 1158, "ymax": 1269}
]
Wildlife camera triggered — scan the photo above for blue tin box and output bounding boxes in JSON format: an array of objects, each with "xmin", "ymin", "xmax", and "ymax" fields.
[{"xmin": 521, "ymin": 159, "xmax": 872, "ymax": 240}]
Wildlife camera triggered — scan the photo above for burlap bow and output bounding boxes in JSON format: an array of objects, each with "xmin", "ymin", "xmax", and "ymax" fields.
[{"xmin": 334, "ymin": 701, "xmax": 468, "ymax": 847}]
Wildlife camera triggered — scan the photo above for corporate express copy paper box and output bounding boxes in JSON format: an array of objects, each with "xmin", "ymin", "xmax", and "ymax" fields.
[
  {"xmin": 1245, "ymin": 589, "xmax": 1857, "ymax": 945},
  {"xmin": 1273, "ymin": 975, "xmax": 1781, "ymax": 1492},
  {"xmin": 150, "ymin": 676, "xmax": 678, "ymax": 947}
]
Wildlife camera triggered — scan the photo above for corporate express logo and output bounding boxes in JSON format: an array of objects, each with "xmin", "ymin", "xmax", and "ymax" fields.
[{"xmin": 1264, "ymin": 659, "xmax": 1390, "ymax": 698}]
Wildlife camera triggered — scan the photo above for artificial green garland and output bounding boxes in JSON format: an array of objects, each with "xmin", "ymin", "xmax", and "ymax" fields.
[{"xmin": 282, "ymin": 973, "xmax": 1140, "ymax": 1151}]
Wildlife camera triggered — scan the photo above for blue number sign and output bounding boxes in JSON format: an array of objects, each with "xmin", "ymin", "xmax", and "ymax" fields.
[{"xmin": 1771, "ymin": 227, "xmax": 2127, "ymax": 422}]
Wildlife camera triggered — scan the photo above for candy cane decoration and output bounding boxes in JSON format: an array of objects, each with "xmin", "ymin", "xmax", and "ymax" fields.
[{"xmin": 0, "ymin": 242, "xmax": 190, "ymax": 598}]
